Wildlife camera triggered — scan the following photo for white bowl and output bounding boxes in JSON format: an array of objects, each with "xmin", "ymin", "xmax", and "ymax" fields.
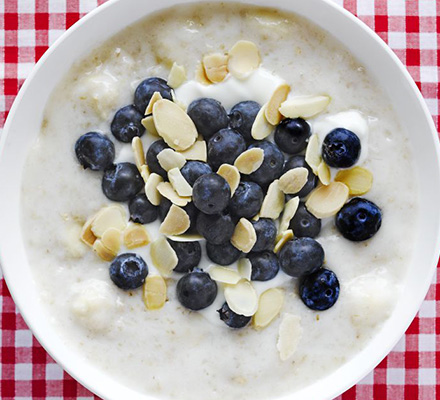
[{"xmin": 1, "ymin": 0, "xmax": 439, "ymax": 399}]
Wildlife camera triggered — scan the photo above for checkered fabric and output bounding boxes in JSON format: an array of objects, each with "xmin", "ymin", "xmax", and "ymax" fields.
[{"xmin": 0, "ymin": 0, "xmax": 439, "ymax": 399}]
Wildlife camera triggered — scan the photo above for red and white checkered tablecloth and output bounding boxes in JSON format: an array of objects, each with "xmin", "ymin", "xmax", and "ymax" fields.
[{"xmin": 0, "ymin": 0, "xmax": 439, "ymax": 399}]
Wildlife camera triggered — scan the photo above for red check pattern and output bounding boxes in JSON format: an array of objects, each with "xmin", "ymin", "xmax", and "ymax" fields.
[{"xmin": 1, "ymin": 1, "xmax": 439, "ymax": 399}]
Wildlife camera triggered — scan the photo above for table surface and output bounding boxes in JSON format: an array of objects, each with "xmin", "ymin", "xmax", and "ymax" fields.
[{"xmin": 1, "ymin": 0, "xmax": 439, "ymax": 399}]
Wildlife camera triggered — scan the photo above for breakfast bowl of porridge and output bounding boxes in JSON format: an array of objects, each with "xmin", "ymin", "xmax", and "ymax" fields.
[{"xmin": 1, "ymin": 0, "xmax": 439, "ymax": 399}]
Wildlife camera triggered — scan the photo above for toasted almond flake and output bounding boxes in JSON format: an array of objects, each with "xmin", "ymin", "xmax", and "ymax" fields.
[
  {"xmin": 101, "ymin": 228, "xmax": 121, "ymax": 254},
  {"xmin": 251, "ymin": 103, "xmax": 273, "ymax": 140},
  {"xmin": 228, "ymin": 40, "xmax": 261, "ymax": 79},
  {"xmin": 203, "ymin": 53, "xmax": 229, "ymax": 83},
  {"xmin": 159, "ymin": 204, "xmax": 190, "ymax": 236},
  {"xmin": 305, "ymin": 134, "xmax": 321, "ymax": 174},
  {"xmin": 335, "ymin": 166, "xmax": 373, "ymax": 195},
  {"xmin": 123, "ymin": 224, "xmax": 151, "ymax": 249},
  {"xmin": 278, "ymin": 197, "xmax": 299, "ymax": 235},
  {"xmin": 217, "ymin": 164, "xmax": 240, "ymax": 196},
  {"xmin": 208, "ymin": 266, "xmax": 242, "ymax": 285},
  {"xmin": 195, "ymin": 62, "xmax": 212, "ymax": 85},
  {"xmin": 143, "ymin": 275, "xmax": 167, "ymax": 310},
  {"xmin": 90, "ymin": 206, "xmax": 127, "ymax": 238},
  {"xmin": 177, "ymin": 140, "xmax": 207, "ymax": 162},
  {"xmin": 157, "ymin": 148, "xmax": 186, "ymax": 172},
  {"xmin": 145, "ymin": 91, "xmax": 163, "ymax": 115},
  {"xmin": 145, "ymin": 173, "xmax": 163, "ymax": 206},
  {"xmin": 93, "ymin": 239, "xmax": 116, "ymax": 261},
  {"xmin": 166, "ymin": 233, "xmax": 204, "ymax": 242},
  {"xmin": 167, "ymin": 62, "xmax": 186, "ymax": 89},
  {"xmin": 237, "ymin": 258, "xmax": 252, "ymax": 280},
  {"xmin": 157, "ymin": 182, "xmax": 191, "ymax": 207},
  {"xmin": 80, "ymin": 215, "xmax": 98, "ymax": 247},
  {"xmin": 131, "ymin": 137, "xmax": 145, "ymax": 170},
  {"xmin": 260, "ymin": 180, "xmax": 285, "ymax": 219},
  {"xmin": 234, "ymin": 148, "xmax": 264, "ymax": 174},
  {"xmin": 277, "ymin": 314, "xmax": 303, "ymax": 361},
  {"xmin": 168, "ymin": 168, "xmax": 193, "ymax": 197},
  {"xmin": 274, "ymin": 230, "xmax": 294, "ymax": 253},
  {"xmin": 141, "ymin": 115, "xmax": 159, "ymax": 136},
  {"xmin": 279, "ymin": 167, "xmax": 309, "ymax": 194},
  {"xmin": 224, "ymin": 279, "xmax": 258, "ymax": 316},
  {"xmin": 150, "ymin": 237, "xmax": 178, "ymax": 276},
  {"xmin": 140, "ymin": 165, "xmax": 150, "ymax": 182},
  {"xmin": 279, "ymin": 95, "xmax": 331, "ymax": 119},
  {"xmin": 253, "ymin": 288, "xmax": 284, "ymax": 330},
  {"xmin": 265, "ymin": 83, "xmax": 290, "ymax": 125},
  {"xmin": 231, "ymin": 218, "xmax": 257, "ymax": 253},
  {"xmin": 306, "ymin": 181, "xmax": 349, "ymax": 218},
  {"xmin": 317, "ymin": 161, "xmax": 331, "ymax": 185},
  {"xmin": 153, "ymin": 99, "xmax": 198, "ymax": 151}
]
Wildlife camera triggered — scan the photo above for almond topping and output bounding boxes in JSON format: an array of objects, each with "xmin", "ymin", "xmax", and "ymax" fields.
[
  {"xmin": 80, "ymin": 215, "xmax": 98, "ymax": 247},
  {"xmin": 305, "ymin": 182, "xmax": 349, "ymax": 218},
  {"xmin": 145, "ymin": 173, "xmax": 164, "ymax": 206},
  {"xmin": 123, "ymin": 224, "xmax": 151, "ymax": 249},
  {"xmin": 208, "ymin": 266, "xmax": 242, "ymax": 285},
  {"xmin": 195, "ymin": 62, "xmax": 212, "ymax": 85},
  {"xmin": 237, "ymin": 258, "xmax": 252, "ymax": 281},
  {"xmin": 335, "ymin": 166, "xmax": 373, "ymax": 195},
  {"xmin": 93, "ymin": 239, "xmax": 116, "ymax": 261},
  {"xmin": 168, "ymin": 168, "xmax": 193, "ymax": 197},
  {"xmin": 277, "ymin": 314, "xmax": 303, "ymax": 361},
  {"xmin": 90, "ymin": 206, "xmax": 127, "ymax": 238},
  {"xmin": 231, "ymin": 218, "xmax": 257, "ymax": 253},
  {"xmin": 265, "ymin": 83, "xmax": 290, "ymax": 125},
  {"xmin": 153, "ymin": 99, "xmax": 198, "ymax": 151},
  {"xmin": 305, "ymin": 134, "xmax": 321, "ymax": 174},
  {"xmin": 141, "ymin": 115, "xmax": 159, "ymax": 136},
  {"xmin": 228, "ymin": 40, "xmax": 261, "ymax": 79},
  {"xmin": 279, "ymin": 167, "xmax": 309, "ymax": 194},
  {"xmin": 278, "ymin": 197, "xmax": 299, "ymax": 235},
  {"xmin": 279, "ymin": 95, "xmax": 331, "ymax": 119},
  {"xmin": 167, "ymin": 62, "xmax": 186, "ymax": 89},
  {"xmin": 159, "ymin": 204, "xmax": 190, "ymax": 236},
  {"xmin": 150, "ymin": 237, "xmax": 178, "ymax": 277},
  {"xmin": 177, "ymin": 140, "xmax": 207, "ymax": 162},
  {"xmin": 234, "ymin": 148, "xmax": 264, "ymax": 174},
  {"xmin": 203, "ymin": 53, "xmax": 229, "ymax": 83},
  {"xmin": 140, "ymin": 165, "xmax": 150, "ymax": 182},
  {"xmin": 274, "ymin": 230, "xmax": 293, "ymax": 253},
  {"xmin": 217, "ymin": 164, "xmax": 240, "ymax": 196},
  {"xmin": 260, "ymin": 180, "xmax": 285, "ymax": 219},
  {"xmin": 156, "ymin": 182, "xmax": 191, "ymax": 207},
  {"xmin": 145, "ymin": 91, "xmax": 163, "ymax": 115},
  {"xmin": 253, "ymin": 288, "xmax": 284, "ymax": 330},
  {"xmin": 157, "ymin": 148, "xmax": 186, "ymax": 172},
  {"xmin": 224, "ymin": 279, "xmax": 258, "ymax": 317},
  {"xmin": 143, "ymin": 275, "xmax": 167, "ymax": 310},
  {"xmin": 251, "ymin": 103, "xmax": 273, "ymax": 140},
  {"xmin": 101, "ymin": 228, "xmax": 121, "ymax": 254},
  {"xmin": 131, "ymin": 137, "xmax": 145, "ymax": 170},
  {"xmin": 166, "ymin": 233, "xmax": 204, "ymax": 242},
  {"xmin": 317, "ymin": 161, "xmax": 331, "ymax": 185}
]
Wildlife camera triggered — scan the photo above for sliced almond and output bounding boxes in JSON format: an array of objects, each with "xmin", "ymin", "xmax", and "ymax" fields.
[
  {"xmin": 277, "ymin": 314, "xmax": 303, "ymax": 361},
  {"xmin": 279, "ymin": 95, "xmax": 330, "ymax": 119},
  {"xmin": 168, "ymin": 168, "xmax": 193, "ymax": 197},
  {"xmin": 145, "ymin": 173, "xmax": 164, "ymax": 206},
  {"xmin": 228, "ymin": 40, "xmax": 261, "ymax": 79},
  {"xmin": 140, "ymin": 165, "xmax": 150, "ymax": 182},
  {"xmin": 306, "ymin": 182, "xmax": 349, "ymax": 218},
  {"xmin": 224, "ymin": 279, "xmax": 258, "ymax": 317},
  {"xmin": 150, "ymin": 237, "xmax": 178, "ymax": 276},
  {"xmin": 203, "ymin": 53, "xmax": 229, "ymax": 83},
  {"xmin": 195, "ymin": 62, "xmax": 212, "ymax": 85},
  {"xmin": 231, "ymin": 218, "xmax": 257, "ymax": 253},
  {"xmin": 143, "ymin": 275, "xmax": 167, "ymax": 310},
  {"xmin": 157, "ymin": 148, "xmax": 186, "ymax": 172},
  {"xmin": 166, "ymin": 233, "xmax": 204, "ymax": 242},
  {"xmin": 217, "ymin": 164, "xmax": 240, "ymax": 196},
  {"xmin": 278, "ymin": 197, "xmax": 299, "ymax": 235},
  {"xmin": 253, "ymin": 288, "xmax": 284, "ymax": 330},
  {"xmin": 167, "ymin": 62, "xmax": 186, "ymax": 89},
  {"xmin": 101, "ymin": 228, "xmax": 121, "ymax": 254},
  {"xmin": 123, "ymin": 224, "xmax": 151, "ymax": 249},
  {"xmin": 335, "ymin": 166, "xmax": 373, "ymax": 195},
  {"xmin": 145, "ymin": 91, "xmax": 163, "ymax": 115},
  {"xmin": 251, "ymin": 103, "xmax": 273, "ymax": 140},
  {"xmin": 274, "ymin": 230, "xmax": 294, "ymax": 253},
  {"xmin": 237, "ymin": 258, "xmax": 252, "ymax": 281},
  {"xmin": 305, "ymin": 134, "xmax": 321, "ymax": 174},
  {"xmin": 157, "ymin": 182, "xmax": 191, "ymax": 207},
  {"xmin": 265, "ymin": 83, "xmax": 290, "ymax": 125},
  {"xmin": 159, "ymin": 204, "xmax": 190, "ymax": 236},
  {"xmin": 234, "ymin": 148, "xmax": 264, "ymax": 174},
  {"xmin": 141, "ymin": 115, "xmax": 159, "ymax": 136},
  {"xmin": 279, "ymin": 167, "xmax": 309, "ymax": 194},
  {"xmin": 93, "ymin": 239, "xmax": 116, "ymax": 261},
  {"xmin": 177, "ymin": 140, "xmax": 207, "ymax": 162},
  {"xmin": 209, "ymin": 266, "xmax": 242, "ymax": 285},
  {"xmin": 317, "ymin": 161, "xmax": 331, "ymax": 186},
  {"xmin": 91, "ymin": 206, "xmax": 127, "ymax": 238},
  {"xmin": 260, "ymin": 180, "xmax": 285, "ymax": 219},
  {"xmin": 131, "ymin": 137, "xmax": 145, "ymax": 170},
  {"xmin": 80, "ymin": 215, "xmax": 98, "ymax": 247},
  {"xmin": 153, "ymin": 99, "xmax": 198, "ymax": 151}
]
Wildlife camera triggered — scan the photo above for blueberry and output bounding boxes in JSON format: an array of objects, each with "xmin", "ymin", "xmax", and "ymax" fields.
[
  {"xmin": 146, "ymin": 140, "xmax": 169, "ymax": 178},
  {"xmin": 102, "ymin": 162, "xmax": 144, "ymax": 201},
  {"xmin": 158, "ymin": 198, "xmax": 172, "ymax": 221},
  {"xmin": 335, "ymin": 198, "xmax": 382, "ymax": 241},
  {"xmin": 300, "ymin": 268, "xmax": 340, "ymax": 311},
  {"xmin": 207, "ymin": 128, "xmax": 246, "ymax": 171},
  {"xmin": 168, "ymin": 240, "xmax": 202, "ymax": 273},
  {"xmin": 110, "ymin": 105, "xmax": 145, "ymax": 143},
  {"xmin": 289, "ymin": 203, "xmax": 321, "ymax": 238},
  {"xmin": 109, "ymin": 253, "xmax": 148, "ymax": 290},
  {"xmin": 274, "ymin": 118, "xmax": 311, "ymax": 154},
  {"xmin": 251, "ymin": 218, "xmax": 277, "ymax": 252},
  {"xmin": 196, "ymin": 212, "xmax": 235, "ymax": 245},
  {"xmin": 229, "ymin": 182, "xmax": 264, "ymax": 219},
  {"xmin": 217, "ymin": 302, "xmax": 251, "ymax": 328},
  {"xmin": 187, "ymin": 98, "xmax": 229, "ymax": 140},
  {"xmin": 176, "ymin": 270, "xmax": 218, "ymax": 310},
  {"xmin": 248, "ymin": 251, "xmax": 280, "ymax": 281},
  {"xmin": 229, "ymin": 101, "xmax": 261, "ymax": 142},
  {"xmin": 322, "ymin": 128, "xmax": 361, "ymax": 168},
  {"xmin": 192, "ymin": 173, "xmax": 231, "ymax": 215},
  {"xmin": 134, "ymin": 77, "xmax": 173, "ymax": 113},
  {"xmin": 180, "ymin": 161, "xmax": 212, "ymax": 186},
  {"xmin": 279, "ymin": 237, "xmax": 324, "ymax": 278},
  {"xmin": 128, "ymin": 193, "xmax": 158, "ymax": 224},
  {"xmin": 248, "ymin": 141, "xmax": 284, "ymax": 188},
  {"xmin": 283, "ymin": 155, "xmax": 317, "ymax": 198},
  {"xmin": 206, "ymin": 241, "xmax": 241, "ymax": 266},
  {"xmin": 159, "ymin": 199, "xmax": 199, "ymax": 232},
  {"xmin": 75, "ymin": 132, "xmax": 115, "ymax": 171}
]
